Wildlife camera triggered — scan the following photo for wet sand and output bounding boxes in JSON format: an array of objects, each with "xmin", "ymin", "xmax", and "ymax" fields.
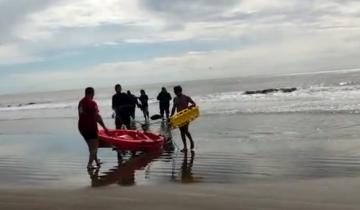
[
  {"xmin": 1, "ymin": 113, "xmax": 360, "ymax": 209},
  {"xmin": 1, "ymin": 177, "xmax": 360, "ymax": 210}
]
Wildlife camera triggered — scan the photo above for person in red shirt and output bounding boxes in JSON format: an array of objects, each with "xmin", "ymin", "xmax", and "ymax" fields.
[
  {"xmin": 78, "ymin": 87, "xmax": 109, "ymax": 169},
  {"xmin": 171, "ymin": 85, "xmax": 196, "ymax": 152}
]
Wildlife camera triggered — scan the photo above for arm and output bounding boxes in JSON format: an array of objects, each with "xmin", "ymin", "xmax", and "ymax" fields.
[
  {"xmin": 136, "ymin": 97, "xmax": 141, "ymax": 108},
  {"xmin": 171, "ymin": 105, "xmax": 176, "ymax": 116},
  {"xmin": 93, "ymin": 102, "xmax": 109, "ymax": 134},
  {"xmin": 171, "ymin": 98, "xmax": 176, "ymax": 116},
  {"xmin": 188, "ymin": 96, "xmax": 196, "ymax": 108},
  {"xmin": 111, "ymin": 95, "xmax": 116, "ymax": 111},
  {"xmin": 97, "ymin": 114, "xmax": 109, "ymax": 134}
]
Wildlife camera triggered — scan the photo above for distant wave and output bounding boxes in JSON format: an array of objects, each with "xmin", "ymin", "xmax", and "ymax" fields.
[
  {"xmin": 1, "ymin": 84, "xmax": 360, "ymax": 120},
  {"xmin": 279, "ymin": 68, "xmax": 360, "ymax": 77},
  {"xmin": 195, "ymin": 84, "xmax": 360, "ymax": 115},
  {"xmin": 0, "ymin": 102, "xmax": 77, "ymax": 111}
]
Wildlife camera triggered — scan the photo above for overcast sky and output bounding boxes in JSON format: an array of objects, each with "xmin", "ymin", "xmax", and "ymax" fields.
[{"xmin": 1, "ymin": 0, "xmax": 360, "ymax": 94}]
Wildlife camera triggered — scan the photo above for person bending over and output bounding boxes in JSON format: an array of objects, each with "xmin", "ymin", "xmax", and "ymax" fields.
[
  {"xmin": 171, "ymin": 85, "xmax": 196, "ymax": 152},
  {"xmin": 78, "ymin": 87, "xmax": 109, "ymax": 169}
]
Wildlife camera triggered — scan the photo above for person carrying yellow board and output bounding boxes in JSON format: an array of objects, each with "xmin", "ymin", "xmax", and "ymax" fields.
[{"xmin": 171, "ymin": 85, "xmax": 196, "ymax": 152}]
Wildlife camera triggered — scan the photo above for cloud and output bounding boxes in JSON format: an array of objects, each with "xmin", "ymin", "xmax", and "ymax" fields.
[
  {"xmin": 4, "ymin": 0, "xmax": 360, "ymax": 45},
  {"xmin": 5, "ymin": 0, "xmax": 360, "ymax": 47},
  {"xmin": 0, "ymin": 0, "xmax": 58, "ymax": 43},
  {"xmin": 0, "ymin": 44, "xmax": 42, "ymax": 65},
  {"xmin": 1, "ymin": 0, "xmax": 360, "ymax": 93},
  {"xmin": 3, "ymin": 28, "xmax": 360, "ymax": 93},
  {"xmin": 140, "ymin": 0, "xmax": 239, "ymax": 21},
  {"xmin": 17, "ymin": 0, "xmax": 162, "ymax": 41}
]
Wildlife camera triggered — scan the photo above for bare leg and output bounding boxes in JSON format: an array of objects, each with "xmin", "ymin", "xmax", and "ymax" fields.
[
  {"xmin": 180, "ymin": 127, "xmax": 187, "ymax": 152},
  {"xmin": 186, "ymin": 132, "xmax": 194, "ymax": 150},
  {"xmin": 184, "ymin": 124, "xmax": 194, "ymax": 150},
  {"xmin": 87, "ymin": 139, "xmax": 100, "ymax": 168}
]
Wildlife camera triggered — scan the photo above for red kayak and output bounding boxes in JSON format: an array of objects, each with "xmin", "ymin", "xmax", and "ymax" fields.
[{"xmin": 98, "ymin": 130, "xmax": 164, "ymax": 152}]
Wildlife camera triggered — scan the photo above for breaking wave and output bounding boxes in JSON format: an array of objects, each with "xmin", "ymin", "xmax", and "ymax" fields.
[{"xmin": 1, "ymin": 84, "xmax": 360, "ymax": 120}]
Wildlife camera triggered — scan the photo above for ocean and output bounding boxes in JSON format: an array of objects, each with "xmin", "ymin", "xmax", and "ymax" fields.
[
  {"xmin": 2, "ymin": 69, "xmax": 360, "ymax": 121},
  {"xmin": 1, "ymin": 70, "xmax": 360, "ymax": 188}
]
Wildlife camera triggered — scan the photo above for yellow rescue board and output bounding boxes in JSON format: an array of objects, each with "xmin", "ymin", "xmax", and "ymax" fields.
[{"xmin": 169, "ymin": 106, "xmax": 200, "ymax": 129}]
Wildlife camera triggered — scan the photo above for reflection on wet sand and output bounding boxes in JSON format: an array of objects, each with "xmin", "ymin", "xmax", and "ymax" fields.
[
  {"xmin": 88, "ymin": 152, "xmax": 160, "ymax": 187},
  {"xmin": 87, "ymin": 149, "xmax": 204, "ymax": 187},
  {"xmin": 89, "ymin": 121, "xmax": 204, "ymax": 187},
  {"xmin": 181, "ymin": 151, "xmax": 195, "ymax": 183},
  {"xmin": 180, "ymin": 151, "xmax": 203, "ymax": 184}
]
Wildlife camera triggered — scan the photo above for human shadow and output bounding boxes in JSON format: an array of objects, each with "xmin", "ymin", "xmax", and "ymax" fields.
[
  {"xmin": 179, "ymin": 151, "xmax": 202, "ymax": 184},
  {"xmin": 87, "ymin": 151, "xmax": 160, "ymax": 187}
]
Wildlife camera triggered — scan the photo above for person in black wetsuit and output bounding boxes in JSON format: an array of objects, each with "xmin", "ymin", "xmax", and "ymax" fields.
[
  {"xmin": 112, "ymin": 84, "xmax": 132, "ymax": 129},
  {"xmin": 127, "ymin": 90, "xmax": 138, "ymax": 119},
  {"xmin": 138, "ymin": 89, "xmax": 149, "ymax": 121},
  {"xmin": 157, "ymin": 87, "xmax": 172, "ymax": 119}
]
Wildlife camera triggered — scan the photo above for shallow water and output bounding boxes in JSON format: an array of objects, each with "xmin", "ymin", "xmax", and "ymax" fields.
[{"xmin": 1, "ymin": 113, "xmax": 360, "ymax": 189}]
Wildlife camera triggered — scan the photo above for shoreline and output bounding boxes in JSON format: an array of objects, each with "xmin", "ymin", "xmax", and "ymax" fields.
[{"xmin": 1, "ymin": 177, "xmax": 359, "ymax": 210}]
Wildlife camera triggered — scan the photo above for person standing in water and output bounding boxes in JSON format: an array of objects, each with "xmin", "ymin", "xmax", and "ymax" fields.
[
  {"xmin": 157, "ymin": 87, "xmax": 172, "ymax": 119},
  {"xmin": 78, "ymin": 87, "xmax": 109, "ymax": 169},
  {"xmin": 171, "ymin": 85, "xmax": 196, "ymax": 152},
  {"xmin": 138, "ymin": 89, "xmax": 149, "ymax": 122},
  {"xmin": 112, "ymin": 84, "xmax": 132, "ymax": 129},
  {"xmin": 127, "ymin": 90, "xmax": 138, "ymax": 120}
]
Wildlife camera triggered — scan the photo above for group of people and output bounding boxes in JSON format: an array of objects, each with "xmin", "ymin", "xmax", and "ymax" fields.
[
  {"xmin": 112, "ymin": 85, "xmax": 174, "ymax": 129},
  {"xmin": 112, "ymin": 84, "xmax": 149, "ymax": 130},
  {"xmin": 78, "ymin": 84, "xmax": 196, "ymax": 169}
]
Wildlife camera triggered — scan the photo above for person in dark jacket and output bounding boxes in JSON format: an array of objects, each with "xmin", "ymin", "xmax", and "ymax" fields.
[
  {"xmin": 157, "ymin": 87, "xmax": 172, "ymax": 119},
  {"xmin": 112, "ymin": 84, "xmax": 132, "ymax": 129}
]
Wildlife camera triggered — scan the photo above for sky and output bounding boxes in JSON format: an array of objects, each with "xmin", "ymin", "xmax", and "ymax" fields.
[{"xmin": 1, "ymin": 0, "xmax": 360, "ymax": 94}]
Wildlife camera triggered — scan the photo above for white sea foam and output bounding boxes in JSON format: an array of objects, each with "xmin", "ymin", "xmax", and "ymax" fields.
[{"xmin": 1, "ymin": 84, "xmax": 360, "ymax": 120}]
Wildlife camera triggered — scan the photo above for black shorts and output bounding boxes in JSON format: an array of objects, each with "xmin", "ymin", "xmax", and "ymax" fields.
[{"xmin": 80, "ymin": 130, "xmax": 98, "ymax": 141}]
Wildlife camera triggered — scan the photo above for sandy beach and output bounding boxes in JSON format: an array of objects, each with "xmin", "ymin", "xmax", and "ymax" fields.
[
  {"xmin": 1, "ymin": 113, "xmax": 360, "ymax": 209},
  {"xmin": 1, "ymin": 177, "xmax": 360, "ymax": 210}
]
